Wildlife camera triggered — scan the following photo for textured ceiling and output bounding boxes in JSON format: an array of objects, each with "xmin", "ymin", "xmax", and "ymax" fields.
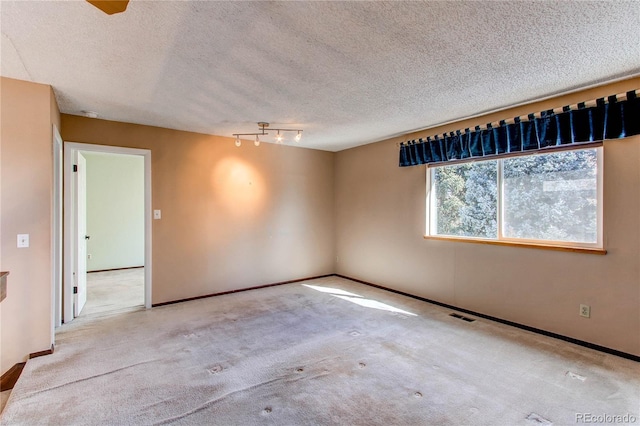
[{"xmin": 1, "ymin": 1, "xmax": 639, "ymax": 151}]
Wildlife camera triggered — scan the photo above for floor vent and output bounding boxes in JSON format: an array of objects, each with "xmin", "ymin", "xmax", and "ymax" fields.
[{"xmin": 450, "ymin": 313, "xmax": 476, "ymax": 323}]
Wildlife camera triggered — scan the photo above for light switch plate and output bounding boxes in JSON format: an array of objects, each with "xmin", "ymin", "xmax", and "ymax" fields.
[
  {"xmin": 17, "ymin": 234, "xmax": 29, "ymax": 248},
  {"xmin": 153, "ymin": 209, "xmax": 161, "ymax": 220}
]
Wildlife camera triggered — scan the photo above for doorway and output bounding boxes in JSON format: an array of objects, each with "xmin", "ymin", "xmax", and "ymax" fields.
[
  {"xmin": 62, "ymin": 143, "xmax": 152, "ymax": 325},
  {"xmin": 82, "ymin": 151, "xmax": 145, "ymax": 316}
]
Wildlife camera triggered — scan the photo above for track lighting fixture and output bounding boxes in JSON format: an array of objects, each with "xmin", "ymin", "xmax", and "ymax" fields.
[{"xmin": 233, "ymin": 122, "xmax": 303, "ymax": 147}]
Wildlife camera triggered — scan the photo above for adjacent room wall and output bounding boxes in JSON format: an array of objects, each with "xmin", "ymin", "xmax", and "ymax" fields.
[
  {"xmin": 335, "ymin": 77, "xmax": 640, "ymax": 357},
  {"xmin": 84, "ymin": 152, "xmax": 145, "ymax": 271},
  {"xmin": 62, "ymin": 117, "xmax": 335, "ymax": 305},
  {"xmin": 0, "ymin": 77, "xmax": 59, "ymax": 375}
]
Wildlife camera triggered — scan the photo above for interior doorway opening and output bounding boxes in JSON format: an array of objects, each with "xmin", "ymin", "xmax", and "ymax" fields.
[
  {"xmin": 81, "ymin": 151, "xmax": 145, "ymax": 316},
  {"xmin": 61, "ymin": 143, "xmax": 152, "ymax": 326}
]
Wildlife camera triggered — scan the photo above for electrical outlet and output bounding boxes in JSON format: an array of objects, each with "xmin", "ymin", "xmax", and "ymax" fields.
[
  {"xmin": 87, "ymin": 254, "xmax": 92, "ymax": 260},
  {"xmin": 580, "ymin": 304, "xmax": 591, "ymax": 318}
]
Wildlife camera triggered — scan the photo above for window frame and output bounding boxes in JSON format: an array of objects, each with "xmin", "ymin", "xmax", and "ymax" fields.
[{"xmin": 425, "ymin": 146, "xmax": 604, "ymax": 253}]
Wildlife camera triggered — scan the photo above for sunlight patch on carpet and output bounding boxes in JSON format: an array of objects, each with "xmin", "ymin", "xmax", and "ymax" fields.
[{"xmin": 303, "ymin": 283, "xmax": 416, "ymax": 316}]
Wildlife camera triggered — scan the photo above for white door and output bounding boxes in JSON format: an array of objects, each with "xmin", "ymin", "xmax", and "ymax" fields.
[{"xmin": 74, "ymin": 152, "xmax": 88, "ymax": 316}]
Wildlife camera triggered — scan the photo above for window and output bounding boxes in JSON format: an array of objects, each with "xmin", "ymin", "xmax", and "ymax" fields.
[{"xmin": 427, "ymin": 147, "xmax": 603, "ymax": 250}]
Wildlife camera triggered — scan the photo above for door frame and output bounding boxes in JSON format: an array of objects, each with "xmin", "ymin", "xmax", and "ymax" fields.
[
  {"xmin": 52, "ymin": 125, "xmax": 63, "ymax": 332},
  {"xmin": 62, "ymin": 142, "xmax": 152, "ymax": 324}
]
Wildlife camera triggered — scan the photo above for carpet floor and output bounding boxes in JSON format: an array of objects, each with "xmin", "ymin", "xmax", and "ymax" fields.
[
  {"xmin": 1, "ymin": 276, "xmax": 638, "ymax": 425},
  {"xmin": 82, "ymin": 268, "xmax": 145, "ymax": 317},
  {"xmin": 0, "ymin": 268, "xmax": 145, "ymax": 415}
]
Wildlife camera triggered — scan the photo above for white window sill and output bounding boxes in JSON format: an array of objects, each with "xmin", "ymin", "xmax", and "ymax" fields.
[{"xmin": 423, "ymin": 235, "xmax": 606, "ymax": 255}]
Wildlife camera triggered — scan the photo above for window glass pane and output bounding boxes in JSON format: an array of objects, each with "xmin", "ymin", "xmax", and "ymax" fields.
[
  {"xmin": 502, "ymin": 149, "xmax": 598, "ymax": 243},
  {"xmin": 433, "ymin": 161, "xmax": 497, "ymax": 238}
]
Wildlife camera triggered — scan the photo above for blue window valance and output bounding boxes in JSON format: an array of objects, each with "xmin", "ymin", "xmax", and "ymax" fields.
[{"xmin": 399, "ymin": 90, "xmax": 640, "ymax": 167}]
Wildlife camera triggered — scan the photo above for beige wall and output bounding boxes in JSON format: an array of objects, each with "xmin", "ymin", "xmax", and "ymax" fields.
[
  {"xmin": 335, "ymin": 78, "xmax": 640, "ymax": 356},
  {"xmin": 1, "ymin": 77, "xmax": 58, "ymax": 375},
  {"xmin": 61, "ymin": 116, "xmax": 335, "ymax": 305}
]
